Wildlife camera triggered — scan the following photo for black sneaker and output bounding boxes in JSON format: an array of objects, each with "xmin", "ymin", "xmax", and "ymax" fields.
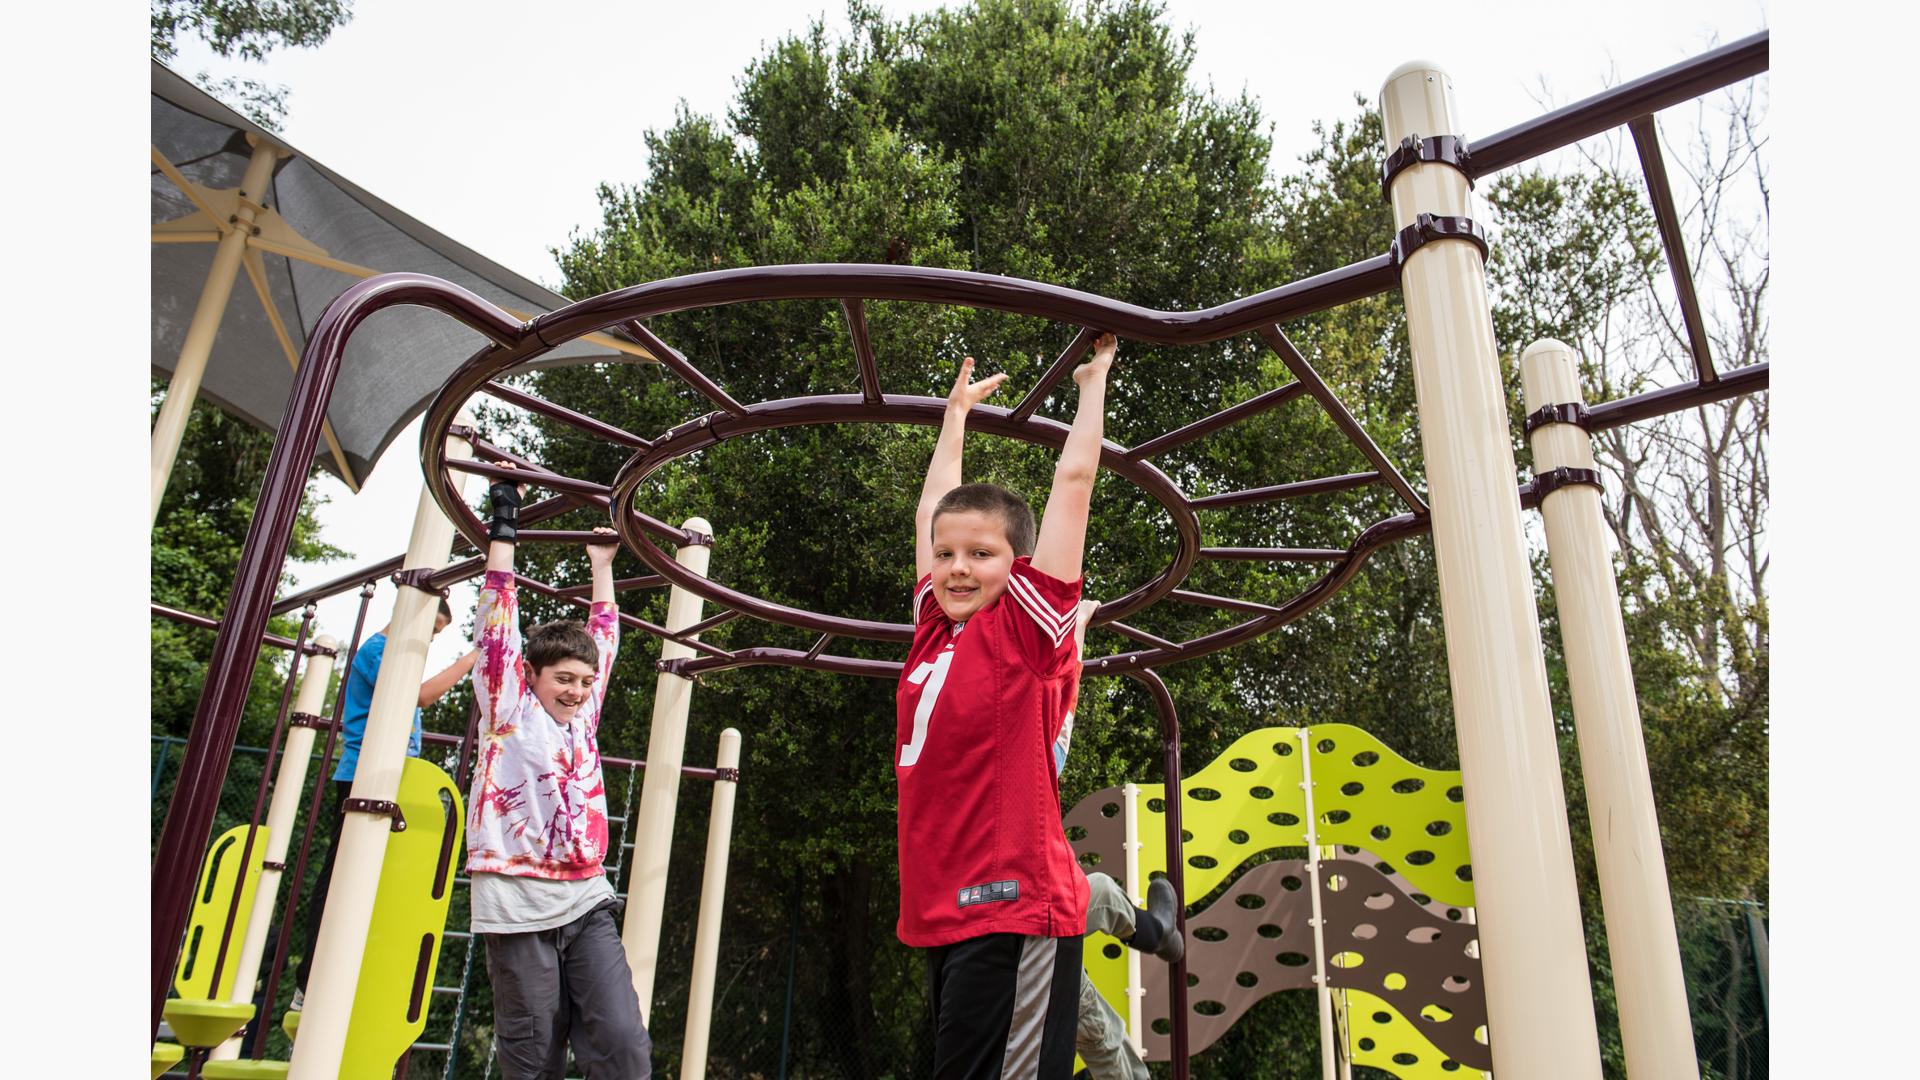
[{"xmin": 1144, "ymin": 878, "xmax": 1184, "ymax": 964}]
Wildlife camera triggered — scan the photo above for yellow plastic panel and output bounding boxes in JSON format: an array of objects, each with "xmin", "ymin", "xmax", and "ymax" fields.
[
  {"xmin": 174, "ymin": 824, "xmax": 271, "ymax": 1002},
  {"xmin": 340, "ymin": 759, "xmax": 464, "ymax": 1076},
  {"xmin": 1347, "ymin": 989, "xmax": 1486, "ymax": 1079}
]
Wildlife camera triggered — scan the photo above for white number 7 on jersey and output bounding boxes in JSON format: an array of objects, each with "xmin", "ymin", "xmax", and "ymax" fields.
[{"xmin": 899, "ymin": 650, "xmax": 953, "ymax": 767}]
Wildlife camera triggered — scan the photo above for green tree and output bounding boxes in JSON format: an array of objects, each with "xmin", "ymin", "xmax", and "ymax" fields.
[{"xmin": 150, "ymin": 0, "xmax": 355, "ymax": 128}]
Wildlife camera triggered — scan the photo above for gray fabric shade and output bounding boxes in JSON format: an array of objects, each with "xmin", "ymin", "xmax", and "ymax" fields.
[{"xmin": 151, "ymin": 60, "xmax": 635, "ymax": 487}]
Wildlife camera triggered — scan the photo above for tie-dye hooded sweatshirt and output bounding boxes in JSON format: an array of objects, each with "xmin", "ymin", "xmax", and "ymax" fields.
[{"xmin": 466, "ymin": 570, "xmax": 620, "ymax": 880}]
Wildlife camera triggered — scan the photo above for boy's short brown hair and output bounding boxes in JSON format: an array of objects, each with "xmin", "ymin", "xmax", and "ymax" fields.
[
  {"xmin": 526, "ymin": 620, "xmax": 599, "ymax": 673},
  {"xmin": 931, "ymin": 483, "xmax": 1036, "ymax": 557}
]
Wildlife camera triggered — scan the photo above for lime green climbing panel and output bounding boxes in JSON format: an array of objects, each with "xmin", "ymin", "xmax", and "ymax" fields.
[
  {"xmin": 1346, "ymin": 989, "xmax": 1487, "ymax": 1080},
  {"xmin": 339, "ymin": 758, "xmax": 464, "ymax": 1076},
  {"xmin": 1094, "ymin": 725, "xmax": 1474, "ymax": 908},
  {"xmin": 174, "ymin": 823, "xmax": 271, "ymax": 1002}
]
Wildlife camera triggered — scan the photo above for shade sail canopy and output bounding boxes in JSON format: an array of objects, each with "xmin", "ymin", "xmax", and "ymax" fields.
[{"xmin": 151, "ymin": 61, "xmax": 646, "ymax": 488}]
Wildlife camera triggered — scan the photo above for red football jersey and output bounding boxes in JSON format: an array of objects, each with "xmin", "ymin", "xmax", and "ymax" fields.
[{"xmin": 895, "ymin": 557, "xmax": 1091, "ymax": 947}]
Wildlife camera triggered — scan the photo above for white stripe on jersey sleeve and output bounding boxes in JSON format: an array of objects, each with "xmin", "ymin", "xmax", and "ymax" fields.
[
  {"xmin": 1006, "ymin": 572, "xmax": 1075, "ymax": 645},
  {"xmin": 913, "ymin": 579, "xmax": 936, "ymax": 621}
]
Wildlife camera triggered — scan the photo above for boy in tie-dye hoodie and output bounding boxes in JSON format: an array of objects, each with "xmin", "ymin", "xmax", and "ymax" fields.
[{"xmin": 467, "ymin": 463, "xmax": 649, "ymax": 1079}]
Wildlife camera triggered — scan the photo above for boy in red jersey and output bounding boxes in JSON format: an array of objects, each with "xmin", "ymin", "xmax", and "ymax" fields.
[{"xmin": 898, "ymin": 333, "xmax": 1117, "ymax": 1079}]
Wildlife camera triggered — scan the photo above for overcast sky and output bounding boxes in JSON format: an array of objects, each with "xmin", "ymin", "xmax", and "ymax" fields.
[{"xmin": 165, "ymin": 0, "xmax": 1771, "ymax": 660}]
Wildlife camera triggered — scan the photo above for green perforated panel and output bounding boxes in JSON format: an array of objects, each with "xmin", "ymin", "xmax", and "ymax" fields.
[
  {"xmin": 1347, "ymin": 989, "xmax": 1487, "ymax": 1079},
  {"xmin": 174, "ymin": 823, "xmax": 271, "ymax": 1002},
  {"xmin": 340, "ymin": 759, "xmax": 464, "ymax": 1076}
]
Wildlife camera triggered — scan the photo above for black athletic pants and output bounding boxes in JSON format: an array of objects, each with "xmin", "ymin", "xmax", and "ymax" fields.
[{"xmin": 926, "ymin": 932, "xmax": 1082, "ymax": 1080}]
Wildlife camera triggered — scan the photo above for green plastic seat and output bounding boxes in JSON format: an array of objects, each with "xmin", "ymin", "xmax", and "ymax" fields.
[
  {"xmin": 280, "ymin": 1007, "xmax": 299, "ymax": 1041},
  {"xmin": 201, "ymin": 1060, "xmax": 291, "ymax": 1079},
  {"xmin": 161, "ymin": 998, "xmax": 255, "ymax": 1049},
  {"xmin": 151, "ymin": 1041, "xmax": 185, "ymax": 1078}
]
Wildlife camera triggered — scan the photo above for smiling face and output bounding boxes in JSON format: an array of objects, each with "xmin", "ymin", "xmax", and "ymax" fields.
[
  {"xmin": 527, "ymin": 658, "xmax": 598, "ymax": 723},
  {"xmin": 930, "ymin": 508, "xmax": 1017, "ymax": 622}
]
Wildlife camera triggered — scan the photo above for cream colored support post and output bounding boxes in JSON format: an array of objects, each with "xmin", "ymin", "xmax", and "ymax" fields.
[
  {"xmin": 1121, "ymin": 781, "xmax": 1145, "ymax": 1058},
  {"xmin": 680, "ymin": 728, "xmax": 743, "ymax": 1080},
  {"xmin": 1523, "ymin": 339, "xmax": 1699, "ymax": 1079},
  {"xmin": 622, "ymin": 520, "xmax": 715, "ymax": 1020},
  {"xmin": 1298, "ymin": 729, "xmax": 1336, "ymax": 1080},
  {"xmin": 1380, "ymin": 61, "xmax": 1603, "ymax": 1077},
  {"xmin": 151, "ymin": 137, "xmax": 284, "ymax": 525},
  {"xmin": 288, "ymin": 415, "xmax": 477, "ymax": 1080},
  {"xmin": 207, "ymin": 635, "xmax": 339, "ymax": 1060}
]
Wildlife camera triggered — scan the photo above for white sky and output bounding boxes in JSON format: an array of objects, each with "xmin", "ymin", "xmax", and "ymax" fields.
[{"xmin": 166, "ymin": 0, "xmax": 1772, "ymax": 659}]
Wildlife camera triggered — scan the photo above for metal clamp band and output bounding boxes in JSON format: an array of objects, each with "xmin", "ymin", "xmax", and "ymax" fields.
[
  {"xmin": 1391, "ymin": 213, "xmax": 1489, "ymax": 270},
  {"xmin": 1525, "ymin": 401, "xmax": 1592, "ymax": 435},
  {"xmin": 714, "ymin": 767, "xmax": 741, "ymax": 783},
  {"xmin": 262, "ymin": 860, "xmax": 287, "ymax": 872},
  {"xmin": 1381, "ymin": 134, "xmax": 1472, "ymax": 203},
  {"xmin": 288, "ymin": 711, "xmax": 329, "ymax": 730},
  {"xmin": 446, "ymin": 423, "xmax": 477, "ymax": 440},
  {"xmin": 656, "ymin": 657, "xmax": 694, "ymax": 680},
  {"xmin": 392, "ymin": 568, "xmax": 450, "ymax": 598},
  {"xmin": 1531, "ymin": 466, "xmax": 1603, "ymax": 504},
  {"xmin": 342, "ymin": 798, "xmax": 408, "ymax": 832}
]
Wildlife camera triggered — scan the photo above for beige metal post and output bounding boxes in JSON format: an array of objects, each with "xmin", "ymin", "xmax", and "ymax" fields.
[
  {"xmin": 680, "ymin": 728, "xmax": 742, "ymax": 1080},
  {"xmin": 1523, "ymin": 338, "xmax": 1699, "ymax": 1079},
  {"xmin": 151, "ymin": 136, "xmax": 284, "ymax": 525},
  {"xmin": 1380, "ymin": 61, "xmax": 1603, "ymax": 1076},
  {"xmin": 288, "ymin": 415, "xmax": 476, "ymax": 1080},
  {"xmin": 622, "ymin": 520, "xmax": 714, "ymax": 1019},
  {"xmin": 1298, "ymin": 729, "xmax": 1336, "ymax": 1080},
  {"xmin": 1122, "ymin": 780, "xmax": 1146, "ymax": 1059},
  {"xmin": 209, "ymin": 635, "xmax": 338, "ymax": 1061}
]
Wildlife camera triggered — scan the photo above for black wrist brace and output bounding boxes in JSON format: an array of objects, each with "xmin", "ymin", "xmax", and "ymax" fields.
[{"xmin": 487, "ymin": 480, "xmax": 522, "ymax": 542}]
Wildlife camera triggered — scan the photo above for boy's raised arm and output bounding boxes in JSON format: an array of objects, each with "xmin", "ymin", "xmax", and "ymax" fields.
[
  {"xmin": 475, "ymin": 465, "xmax": 529, "ymax": 724},
  {"xmin": 584, "ymin": 527, "xmax": 622, "ymax": 721},
  {"xmin": 1032, "ymin": 333, "xmax": 1117, "ymax": 583},
  {"xmin": 915, "ymin": 357, "xmax": 1007, "ymax": 581}
]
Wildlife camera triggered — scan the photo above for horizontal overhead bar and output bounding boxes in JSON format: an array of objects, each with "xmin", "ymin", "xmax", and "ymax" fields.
[
  {"xmin": 150, "ymin": 602, "xmax": 336, "ymax": 655},
  {"xmin": 1468, "ymin": 30, "xmax": 1769, "ymax": 178},
  {"xmin": 1199, "ymin": 547, "xmax": 1350, "ymax": 562},
  {"xmin": 1010, "ymin": 328, "xmax": 1101, "ymax": 422},
  {"xmin": 1584, "ymin": 362, "xmax": 1767, "ymax": 431}
]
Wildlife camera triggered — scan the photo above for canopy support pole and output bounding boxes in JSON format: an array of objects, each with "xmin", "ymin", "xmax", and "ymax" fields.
[{"xmin": 151, "ymin": 136, "xmax": 283, "ymax": 525}]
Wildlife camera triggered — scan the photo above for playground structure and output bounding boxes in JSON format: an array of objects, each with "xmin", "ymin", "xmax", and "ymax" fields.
[{"xmin": 150, "ymin": 31, "xmax": 1769, "ymax": 1080}]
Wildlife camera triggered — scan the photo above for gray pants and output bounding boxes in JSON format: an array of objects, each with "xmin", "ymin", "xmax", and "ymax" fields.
[
  {"xmin": 484, "ymin": 899, "xmax": 652, "ymax": 1079},
  {"xmin": 1077, "ymin": 873, "xmax": 1150, "ymax": 1080}
]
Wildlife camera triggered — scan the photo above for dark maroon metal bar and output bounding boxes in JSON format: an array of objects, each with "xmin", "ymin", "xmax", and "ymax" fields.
[
  {"xmin": 1467, "ymin": 31, "xmax": 1769, "ymax": 179},
  {"xmin": 455, "ymin": 698, "xmax": 482, "ymax": 794},
  {"xmin": 673, "ymin": 647, "xmax": 904, "ymax": 680},
  {"xmin": 447, "ymin": 457, "xmax": 610, "ymax": 502},
  {"xmin": 1200, "ymin": 546, "xmax": 1350, "ymax": 562},
  {"xmin": 1168, "ymin": 589, "xmax": 1286, "ymax": 618},
  {"xmin": 559, "ymin": 574, "xmax": 668, "ymax": 598},
  {"xmin": 510, "ymin": 573, "xmax": 738, "ymax": 662},
  {"xmin": 1124, "ymin": 668, "xmax": 1189, "ymax": 1080},
  {"xmin": 484, "ymin": 380, "xmax": 654, "ymax": 450},
  {"xmin": 205, "ymin": 607, "xmax": 313, "ymax": 1002},
  {"xmin": 515, "ymin": 259, "xmax": 1398, "ymax": 354},
  {"xmin": 1189, "ymin": 470, "xmax": 1381, "ymax": 511},
  {"xmin": 589, "ymin": 394, "xmax": 1199, "ymax": 645},
  {"xmin": 803, "ymin": 633, "xmax": 834, "ymax": 661},
  {"xmin": 1126, "ymin": 382, "xmax": 1307, "ymax": 462},
  {"xmin": 1586, "ymin": 362, "xmax": 1767, "ymax": 431},
  {"xmin": 842, "ymin": 300, "xmax": 884, "ymax": 405},
  {"xmin": 620, "ymin": 319, "xmax": 750, "ymax": 417},
  {"xmin": 1629, "ymin": 114, "xmax": 1717, "ymax": 384},
  {"xmin": 674, "ymin": 608, "xmax": 742, "ymax": 641},
  {"xmin": 152, "ymin": 602, "xmax": 336, "ymax": 655},
  {"xmin": 1009, "ymin": 327, "xmax": 1099, "ymax": 422},
  {"xmin": 1256, "ymin": 326, "xmax": 1429, "ymax": 516},
  {"xmin": 151, "ymin": 272, "xmax": 526, "ymax": 1036},
  {"xmin": 255, "ymin": 582, "xmax": 375, "ymax": 1058},
  {"xmin": 1107, "ymin": 621, "xmax": 1180, "ymax": 651}
]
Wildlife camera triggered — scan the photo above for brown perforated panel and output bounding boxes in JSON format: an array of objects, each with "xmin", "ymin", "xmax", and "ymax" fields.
[{"xmin": 1073, "ymin": 854, "xmax": 1491, "ymax": 1070}]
